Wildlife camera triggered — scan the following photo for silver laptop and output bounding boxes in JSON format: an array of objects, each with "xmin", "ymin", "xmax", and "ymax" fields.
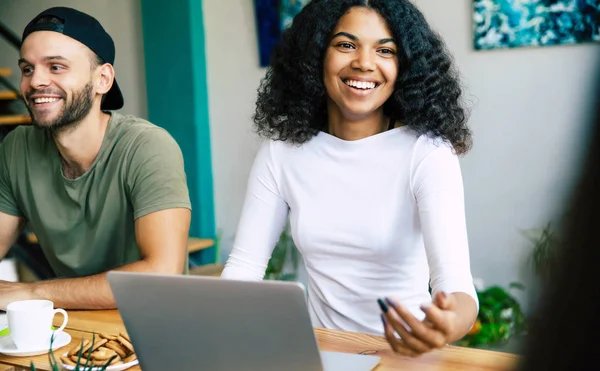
[{"xmin": 107, "ymin": 271, "xmax": 380, "ymax": 371}]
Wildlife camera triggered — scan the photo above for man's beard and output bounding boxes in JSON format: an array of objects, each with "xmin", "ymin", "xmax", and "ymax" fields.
[{"xmin": 26, "ymin": 81, "xmax": 94, "ymax": 135}]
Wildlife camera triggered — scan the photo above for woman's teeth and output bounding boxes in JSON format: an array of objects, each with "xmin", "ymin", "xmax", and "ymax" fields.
[{"xmin": 344, "ymin": 80, "xmax": 377, "ymax": 89}]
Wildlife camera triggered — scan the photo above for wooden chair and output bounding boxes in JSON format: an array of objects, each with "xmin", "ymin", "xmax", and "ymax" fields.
[
  {"xmin": 10, "ymin": 231, "xmax": 55, "ymax": 281},
  {"xmin": 186, "ymin": 237, "xmax": 214, "ymax": 255},
  {"xmin": 187, "ymin": 237, "xmax": 224, "ymax": 277},
  {"xmin": 189, "ymin": 263, "xmax": 224, "ymax": 277}
]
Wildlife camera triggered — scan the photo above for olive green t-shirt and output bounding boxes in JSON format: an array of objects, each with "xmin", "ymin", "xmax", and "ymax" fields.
[{"xmin": 0, "ymin": 111, "xmax": 192, "ymax": 278}]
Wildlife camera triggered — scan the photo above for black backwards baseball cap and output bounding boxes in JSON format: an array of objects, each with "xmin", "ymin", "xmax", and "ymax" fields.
[{"xmin": 21, "ymin": 7, "xmax": 124, "ymax": 110}]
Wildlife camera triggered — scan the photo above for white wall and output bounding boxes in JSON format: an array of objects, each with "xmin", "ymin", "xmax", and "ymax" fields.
[
  {"xmin": 413, "ymin": 0, "xmax": 600, "ymax": 310},
  {"xmin": 204, "ymin": 0, "xmax": 600, "ymax": 311},
  {"xmin": 0, "ymin": 0, "xmax": 147, "ymax": 119},
  {"xmin": 203, "ymin": 0, "xmax": 265, "ymax": 256}
]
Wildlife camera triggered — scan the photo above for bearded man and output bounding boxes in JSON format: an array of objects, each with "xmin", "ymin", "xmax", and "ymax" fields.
[{"xmin": 0, "ymin": 7, "xmax": 192, "ymax": 309}]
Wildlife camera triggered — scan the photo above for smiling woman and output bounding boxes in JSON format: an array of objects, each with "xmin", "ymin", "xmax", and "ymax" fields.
[
  {"xmin": 252, "ymin": 0, "xmax": 471, "ymax": 153},
  {"xmin": 322, "ymin": 7, "xmax": 399, "ymax": 139},
  {"xmin": 221, "ymin": 0, "xmax": 477, "ymax": 359}
]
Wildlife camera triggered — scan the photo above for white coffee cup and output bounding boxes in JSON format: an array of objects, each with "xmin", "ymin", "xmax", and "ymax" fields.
[{"xmin": 6, "ymin": 299, "xmax": 68, "ymax": 350}]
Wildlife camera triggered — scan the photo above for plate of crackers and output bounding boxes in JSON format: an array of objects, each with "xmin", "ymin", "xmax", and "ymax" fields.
[{"xmin": 59, "ymin": 332, "xmax": 138, "ymax": 371}]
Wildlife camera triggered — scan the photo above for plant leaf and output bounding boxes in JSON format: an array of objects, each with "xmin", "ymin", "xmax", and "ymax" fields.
[
  {"xmin": 265, "ymin": 221, "xmax": 300, "ymax": 281},
  {"xmin": 82, "ymin": 333, "xmax": 96, "ymax": 369},
  {"xmin": 48, "ymin": 333, "xmax": 58, "ymax": 368}
]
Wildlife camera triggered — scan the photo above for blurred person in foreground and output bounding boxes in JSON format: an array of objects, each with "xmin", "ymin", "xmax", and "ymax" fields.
[{"xmin": 517, "ymin": 73, "xmax": 600, "ymax": 370}]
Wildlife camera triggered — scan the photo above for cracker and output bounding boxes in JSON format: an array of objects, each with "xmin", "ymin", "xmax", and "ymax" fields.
[
  {"xmin": 60, "ymin": 356, "xmax": 76, "ymax": 366},
  {"xmin": 123, "ymin": 353, "xmax": 137, "ymax": 363},
  {"xmin": 79, "ymin": 339, "xmax": 94, "ymax": 355},
  {"xmin": 91, "ymin": 347, "xmax": 117, "ymax": 361},
  {"xmin": 68, "ymin": 339, "xmax": 89, "ymax": 357},
  {"xmin": 117, "ymin": 335, "xmax": 135, "ymax": 353},
  {"xmin": 105, "ymin": 341, "xmax": 127, "ymax": 358},
  {"xmin": 107, "ymin": 340, "xmax": 128, "ymax": 353},
  {"xmin": 89, "ymin": 338, "xmax": 108, "ymax": 352},
  {"xmin": 70, "ymin": 355, "xmax": 95, "ymax": 366},
  {"xmin": 109, "ymin": 358, "xmax": 123, "ymax": 366},
  {"xmin": 99, "ymin": 333, "xmax": 118, "ymax": 341}
]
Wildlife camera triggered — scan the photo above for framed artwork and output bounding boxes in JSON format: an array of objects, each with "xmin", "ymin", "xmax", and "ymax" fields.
[
  {"xmin": 473, "ymin": 0, "xmax": 600, "ymax": 50},
  {"xmin": 254, "ymin": 0, "xmax": 310, "ymax": 67}
]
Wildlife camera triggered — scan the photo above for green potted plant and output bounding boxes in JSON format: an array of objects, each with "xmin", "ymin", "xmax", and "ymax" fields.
[
  {"xmin": 456, "ymin": 282, "xmax": 527, "ymax": 349},
  {"xmin": 525, "ymin": 222, "xmax": 558, "ymax": 281},
  {"xmin": 458, "ymin": 223, "xmax": 559, "ymax": 349},
  {"xmin": 264, "ymin": 222, "xmax": 300, "ymax": 281}
]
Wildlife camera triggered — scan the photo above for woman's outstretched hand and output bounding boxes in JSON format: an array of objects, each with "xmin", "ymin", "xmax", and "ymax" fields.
[{"xmin": 378, "ymin": 292, "xmax": 459, "ymax": 357}]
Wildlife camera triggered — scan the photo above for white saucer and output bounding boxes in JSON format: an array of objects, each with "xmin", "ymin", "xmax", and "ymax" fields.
[{"xmin": 0, "ymin": 331, "xmax": 72, "ymax": 357}]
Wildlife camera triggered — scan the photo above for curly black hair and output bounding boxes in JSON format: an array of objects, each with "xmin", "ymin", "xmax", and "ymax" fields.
[{"xmin": 254, "ymin": 0, "xmax": 472, "ymax": 155}]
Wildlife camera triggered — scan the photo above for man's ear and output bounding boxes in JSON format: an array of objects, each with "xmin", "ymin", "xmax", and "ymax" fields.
[{"xmin": 96, "ymin": 63, "xmax": 115, "ymax": 95}]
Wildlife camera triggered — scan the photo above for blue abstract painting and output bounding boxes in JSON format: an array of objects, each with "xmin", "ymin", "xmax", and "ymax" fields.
[
  {"xmin": 473, "ymin": 0, "xmax": 600, "ymax": 50},
  {"xmin": 254, "ymin": 0, "xmax": 310, "ymax": 67}
]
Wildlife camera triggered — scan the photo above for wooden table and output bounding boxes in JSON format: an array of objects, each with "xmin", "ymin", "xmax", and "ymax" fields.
[{"xmin": 0, "ymin": 310, "xmax": 519, "ymax": 371}]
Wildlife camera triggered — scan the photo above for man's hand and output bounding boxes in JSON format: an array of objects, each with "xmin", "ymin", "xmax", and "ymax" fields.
[
  {"xmin": 378, "ymin": 291, "xmax": 476, "ymax": 357},
  {"xmin": 0, "ymin": 280, "xmax": 37, "ymax": 310}
]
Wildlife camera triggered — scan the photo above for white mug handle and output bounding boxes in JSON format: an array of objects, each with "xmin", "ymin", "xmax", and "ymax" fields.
[{"xmin": 52, "ymin": 308, "xmax": 69, "ymax": 333}]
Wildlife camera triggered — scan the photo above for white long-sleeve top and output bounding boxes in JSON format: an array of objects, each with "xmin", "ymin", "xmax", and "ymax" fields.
[{"xmin": 221, "ymin": 126, "xmax": 478, "ymax": 336}]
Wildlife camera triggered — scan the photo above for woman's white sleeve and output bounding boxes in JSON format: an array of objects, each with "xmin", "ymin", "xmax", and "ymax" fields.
[
  {"xmin": 412, "ymin": 143, "xmax": 479, "ymax": 308},
  {"xmin": 220, "ymin": 142, "xmax": 290, "ymax": 281}
]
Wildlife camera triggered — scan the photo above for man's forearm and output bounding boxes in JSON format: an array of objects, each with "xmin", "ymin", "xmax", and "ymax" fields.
[{"xmin": 30, "ymin": 259, "xmax": 166, "ymax": 309}]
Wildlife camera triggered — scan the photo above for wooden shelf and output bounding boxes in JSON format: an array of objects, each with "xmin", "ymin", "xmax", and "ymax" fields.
[
  {"xmin": 0, "ymin": 68, "xmax": 11, "ymax": 77},
  {"xmin": 0, "ymin": 114, "xmax": 31, "ymax": 126},
  {"xmin": 0, "ymin": 91, "xmax": 18, "ymax": 100},
  {"xmin": 187, "ymin": 237, "xmax": 214, "ymax": 253},
  {"xmin": 189, "ymin": 263, "xmax": 224, "ymax": 277}
]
